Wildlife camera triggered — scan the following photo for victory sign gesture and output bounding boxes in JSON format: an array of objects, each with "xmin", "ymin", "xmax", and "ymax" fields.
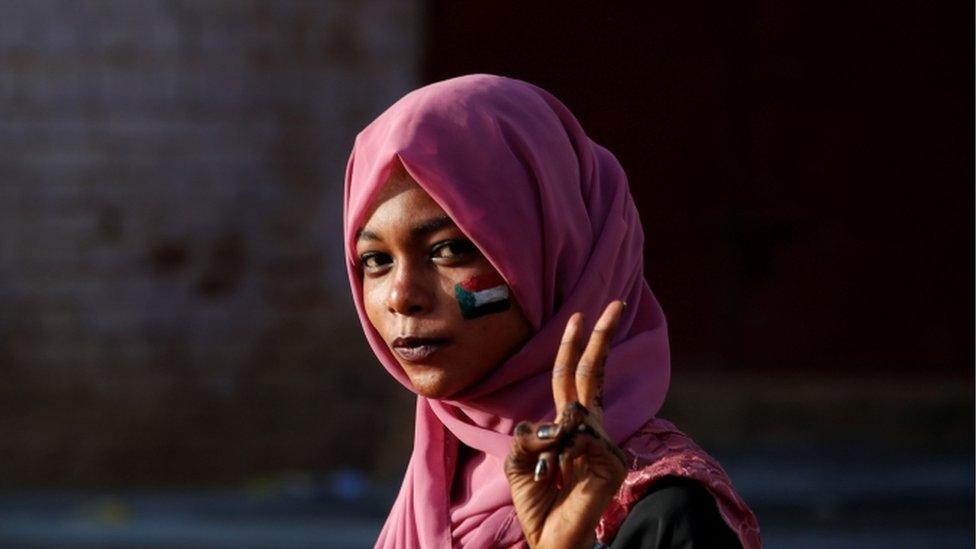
[{"xmin": 505, "ymin": 301, "xmax": 630, "ymax": 548}]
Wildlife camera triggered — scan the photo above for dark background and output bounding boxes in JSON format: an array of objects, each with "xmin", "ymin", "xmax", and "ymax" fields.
[
  {"xmin": 0, "ymin": 1, "xmax": 971, "ymax": 547},
  {"xmin": 423, "ymin": 2, "xmax": 975, "ymax": 463},
  {"xmin": 426, "ymin": 1, "xmax": 973, "ymax": 375}
]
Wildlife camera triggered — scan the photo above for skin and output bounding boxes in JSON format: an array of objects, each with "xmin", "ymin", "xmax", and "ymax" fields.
[
  {"xmin": 355, "ymin": 167, "xmax": 533, "ymax": 399},
  {"xmin": 505, "ymin": 303, "xmax": 629, "ymax": 549},
  {"xmin": 355, "ymin": 165, "xmax": 628, "ymax": 546}
]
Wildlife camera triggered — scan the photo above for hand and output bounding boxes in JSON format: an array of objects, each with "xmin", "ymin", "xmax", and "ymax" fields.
[{"xmin": 505, "ymin": 301, "xmax": 630, "ymax": 549}]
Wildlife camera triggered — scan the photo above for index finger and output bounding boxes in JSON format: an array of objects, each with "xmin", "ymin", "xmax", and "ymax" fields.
[
  {"xmin": 576, "ymin": 300, "xmax": 624, "ymax": 410},
  {"xmin": 552, "ymin": 312, "xmax": 583, "ymax": 412}
]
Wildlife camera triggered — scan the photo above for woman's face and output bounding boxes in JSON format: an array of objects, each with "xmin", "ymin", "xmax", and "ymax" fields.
[{"xmin": 355, "ymin": 169, "xmax": 534, "ymax": 399}]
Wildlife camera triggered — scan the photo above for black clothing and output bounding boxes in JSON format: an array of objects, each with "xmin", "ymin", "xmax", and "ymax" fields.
[{"xmin": 607, "ymin": 477, "xmax": 742, "ymax": 549}]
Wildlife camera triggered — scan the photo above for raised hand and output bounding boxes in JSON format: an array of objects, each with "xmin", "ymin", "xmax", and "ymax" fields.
[{"xmin": 505, "ymin": 301, "xmax": 630, "ymax": 548}]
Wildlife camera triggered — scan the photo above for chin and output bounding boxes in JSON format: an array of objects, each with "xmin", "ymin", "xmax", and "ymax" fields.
[
  {"xmin": 414, "ymin": 387, "xmax": 455, "ymax": 399},
  {"xmin": 406, "ymin": 369, "xmax": 461, "ymax": 400},
  {"xmin": 412, "ymin": 382, "xmax": 460, "ymax": 400}
]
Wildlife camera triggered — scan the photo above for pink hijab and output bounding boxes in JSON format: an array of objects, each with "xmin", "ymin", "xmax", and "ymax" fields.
[{"xmin": 343, "ymin": 74, "xmax": 760, "ymax": 548}]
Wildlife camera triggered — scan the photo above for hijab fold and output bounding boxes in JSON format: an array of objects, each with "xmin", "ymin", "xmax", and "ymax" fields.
[{"xmin": 344, "ymin": 74, "xmax": 759, "ymax": 548}]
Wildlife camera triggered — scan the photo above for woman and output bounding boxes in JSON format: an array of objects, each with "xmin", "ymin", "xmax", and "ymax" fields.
[{"xmin": 344, "ymin": 74, "xmax": 761, "ymax": 548}]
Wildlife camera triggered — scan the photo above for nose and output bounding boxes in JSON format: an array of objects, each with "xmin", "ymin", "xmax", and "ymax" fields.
[{"xmin": 386, "ymin": 262, "xmax": 434, "ymax": 316}]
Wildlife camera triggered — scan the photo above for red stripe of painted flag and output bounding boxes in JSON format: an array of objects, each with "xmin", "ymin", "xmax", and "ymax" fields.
[{"xmin": 459, "ymin": 272, "xmax": 507, "ymax": 292}]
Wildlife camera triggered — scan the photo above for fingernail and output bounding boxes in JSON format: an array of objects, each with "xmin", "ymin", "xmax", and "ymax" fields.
[
  {"xmin": 514, "ymin": 422, "xmax": 532, "ymax": 436},
  {"xmin": 536, "ymin": 424, "xmax": 560, "ymax": 440},
  {"xmin": 533, "ymin": 457, "xmax": 548, "ymax": 481},
  {"xmin": 621, "ymin": 300, "xmax": 628, "ymax": 308}
]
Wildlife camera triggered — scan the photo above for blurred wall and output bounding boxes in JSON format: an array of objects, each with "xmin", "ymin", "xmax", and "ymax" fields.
[{"xmin": 0, "ymin": 0, "xmax": 419, "ymax": 486}]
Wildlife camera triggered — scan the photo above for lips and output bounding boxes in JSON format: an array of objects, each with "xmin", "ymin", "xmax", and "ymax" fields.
[{"xmin": 391, "ymin": 336, "xmax": 451, "ymax": 363}]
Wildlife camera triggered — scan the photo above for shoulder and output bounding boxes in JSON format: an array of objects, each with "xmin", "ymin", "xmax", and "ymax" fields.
[{"xmin": 606, "ymin": 476, "xmax": 742, "ymax": 549}]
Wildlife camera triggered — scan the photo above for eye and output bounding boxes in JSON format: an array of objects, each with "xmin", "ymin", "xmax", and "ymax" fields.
[
  {"xmin": 359, "ymin": 251, "xmax": 392, "ymax": 271},
  {"xmin": 430, "ymin": 239, "xmax": 478, "ymax": 262}
]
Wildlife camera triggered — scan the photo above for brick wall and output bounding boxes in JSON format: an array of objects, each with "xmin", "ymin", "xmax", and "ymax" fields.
[{"xmin": 0, "ymin": 0, "xmax": 420, "ymax": 485}]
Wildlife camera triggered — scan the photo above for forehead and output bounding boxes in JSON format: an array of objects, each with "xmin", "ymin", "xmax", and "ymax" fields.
[
  {"xmin": 357, "ymin": 171, "xmax": 455, "ymax": 238},
  {"xmin": 371, "ymin": 171, "xmax": 427, "ymax": 210}
]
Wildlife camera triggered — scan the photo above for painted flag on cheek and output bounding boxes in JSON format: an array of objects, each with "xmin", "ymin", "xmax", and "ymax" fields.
[{"xmin": 455, "ymin": 273, "xmax": 511, "ymax": 319}]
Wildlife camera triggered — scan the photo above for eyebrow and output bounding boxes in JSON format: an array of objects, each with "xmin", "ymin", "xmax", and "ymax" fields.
[{"xmin": 356, "ymin": 215, "xmax": 456, "ymax": 242}]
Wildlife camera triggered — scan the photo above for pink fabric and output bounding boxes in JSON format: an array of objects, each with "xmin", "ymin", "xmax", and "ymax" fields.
[
  {"xmin": 601, "ymin": 418, "xmax": 762, "ymax": 547},
  {"xmin": 343, "ymin": 74, "xmax": 760, "ymax": 548}
]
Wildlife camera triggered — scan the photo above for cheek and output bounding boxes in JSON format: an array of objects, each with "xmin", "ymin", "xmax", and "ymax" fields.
[
  {"xmin": 453, "ymin": 273, "xmax": 513, "ymax": 320},
  {"xmin": 447, "ymin": 314, "xmax": 528, "ymax": 383},
  {"xmin": 361, "ymin": 281, "xmax": 386, "ymax": 328}
]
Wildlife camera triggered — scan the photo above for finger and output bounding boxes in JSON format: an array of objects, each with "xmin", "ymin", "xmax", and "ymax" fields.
[
  {"xmin": 506, "ymin": 421, "xmax": 557, "ymax": 477},
  {"xmin": 552, "ymin": 312, "xmax": 583, "ymax": 412},
  {"xmin": 558, "ymin": 447, "xmax": 576, "ymax": 488},
  {"xmin": 556, "ymin": 427, "xmax": 599, "ymax": 487},
  {"xmin": 576, "ymin": 301, "xmax": 625, "ymax": 411},
  {"xmin": 562, "ymin": 419, "xmax": 629, "ymax": 473},
  {"xmin": 534, "ymin": 451, "xmax": 555, "ymax": 482},
  {"xmin": 575, "ymin": 417, "xmax": 629, "ymax": 469},
  {"xmin": 510, "ymin": 421, "xmax": 562, "ymax": 459},
  {"xmin": 557, "ymin": 401, "xmax": 589, "ymax": 434}
]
